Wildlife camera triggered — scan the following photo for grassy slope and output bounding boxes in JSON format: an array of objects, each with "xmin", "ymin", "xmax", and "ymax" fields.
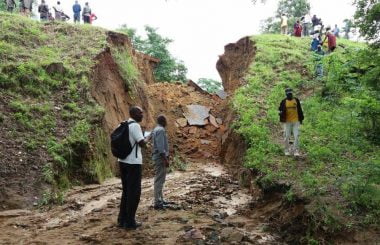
[
  {"xmin": 232, "ymin": 34, "xmax": 379, "ymax": 237},
  {"xmin": 0, "ymin": 13, "xmax": 128, "ymax": 203}
]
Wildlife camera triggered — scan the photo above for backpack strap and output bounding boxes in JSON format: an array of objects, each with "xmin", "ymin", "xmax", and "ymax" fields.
[{"xmin": 127, "ymin": 121, "xmax": 139, "ymax": 158}]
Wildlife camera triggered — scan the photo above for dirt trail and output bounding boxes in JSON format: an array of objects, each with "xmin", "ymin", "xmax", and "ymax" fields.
[{"xmin": 0, "ymin": 159, "xmax": 282, "ymax": 244}]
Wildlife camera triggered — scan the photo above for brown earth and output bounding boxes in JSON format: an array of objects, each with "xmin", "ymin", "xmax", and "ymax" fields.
[{"xmin": 0, "ymin": 161, "xmax": 283, "ymax": 244}]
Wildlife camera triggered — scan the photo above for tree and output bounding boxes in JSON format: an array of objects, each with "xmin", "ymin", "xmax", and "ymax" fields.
[
  {"xmin": 261, "ymin": 0, "xmax": 310, "ymax": 34},
  {"xmin": 276, "ymin": 0, "xmax": 310, "ymax": 18},
  {"xmin": 117, "ymin": 25, "xmax": 188, "ymax": 83},
  {"xmin": 354, "ymin": 0, "xmax": 380, "ymax": 46},
  {"xmin": 197, "ymin": 78, "xmax": 222, "ymax": 93}
]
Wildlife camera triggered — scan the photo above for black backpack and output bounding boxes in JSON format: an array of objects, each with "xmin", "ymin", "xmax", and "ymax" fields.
[{"xmin": 110, "ymin": 121, "xmax": 137, "ymax": 159}]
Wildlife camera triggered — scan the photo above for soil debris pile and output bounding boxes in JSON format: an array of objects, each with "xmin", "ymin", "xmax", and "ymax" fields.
[{"xmin": 146, "ymin": 82, "xmax": 226, "ymax": 160}]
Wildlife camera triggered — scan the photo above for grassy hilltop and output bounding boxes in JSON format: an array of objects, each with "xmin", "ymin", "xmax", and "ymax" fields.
[{"xmin": 0, "ymin": 13, "xmax": 138, "ymax": 205}]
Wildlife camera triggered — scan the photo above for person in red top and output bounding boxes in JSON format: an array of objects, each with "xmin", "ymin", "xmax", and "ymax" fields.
[
  {"xmin": 323, "ymin": 27, "xmax": 337, "ymax": 52},
  {"xmin": 90, "ymin": 13, "xmax": 98, "ymax": 24},
  {"xmin": 294, "ymin": 20, "xmax": 303, "ymax": 37}
]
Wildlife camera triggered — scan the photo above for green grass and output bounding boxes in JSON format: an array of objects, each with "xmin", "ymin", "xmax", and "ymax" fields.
[
  {"xmin": 112, "ymin": 48, "xmax": 140, "ymax": 88},
  {"xmin": 0, "ymin": 13, "xmax": 129, "ymax": 203},
  {"xmin": 232, "ymin": 34, "xmax": 379, "ymax": 238}
]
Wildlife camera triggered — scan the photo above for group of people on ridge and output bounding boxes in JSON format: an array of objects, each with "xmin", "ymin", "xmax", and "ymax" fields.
[{"xmin": 4, "ymin": 0, "xmax": 97, "ymax": 24}]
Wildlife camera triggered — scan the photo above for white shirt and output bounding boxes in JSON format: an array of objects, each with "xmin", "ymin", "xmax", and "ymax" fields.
[{"xmin": 118, "ymin": 119, "xmax": 144, "ymax": 165}]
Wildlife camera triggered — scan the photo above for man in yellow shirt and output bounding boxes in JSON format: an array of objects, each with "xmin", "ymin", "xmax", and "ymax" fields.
[
  {"xmin": 281, "ymin": 13, "xmax": 288, "ymax": 35},
  {"xmin": 278, "ymin": 88, "xmax": 304, "ymax": 156}
]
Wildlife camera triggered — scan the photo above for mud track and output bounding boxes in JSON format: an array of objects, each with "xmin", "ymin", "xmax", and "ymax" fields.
[{"xmin": 0, "ymin": 159, "xmax": 283, "ymax": 244}]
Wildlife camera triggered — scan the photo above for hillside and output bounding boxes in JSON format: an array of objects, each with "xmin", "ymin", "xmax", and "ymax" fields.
[
  {"xmin": 0, "ymin": 13, "xmax": 379, "ymax": 244},
  {"xmin": 219, "ymin": 34, "xmax": 379, "ymax": 242}
]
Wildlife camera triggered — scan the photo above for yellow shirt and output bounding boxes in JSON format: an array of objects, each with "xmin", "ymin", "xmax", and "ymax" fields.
[{"xmin": 285, "ymin": 99, "xmax": 299, "ymax": 122}]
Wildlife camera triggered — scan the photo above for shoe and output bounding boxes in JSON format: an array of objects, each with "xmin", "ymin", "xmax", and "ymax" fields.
[
  {"xmin": 154, "ymin": 203, "xmax": 165, "ymax": 210},
  {"xmin": 285, "ymin": 150, "xmax": 291, "ymax": 156},
  {"xmin": 124, "ymin": 222, "xmax": 142, "ymax": 230},
  {"xmin": 294, "ymin": 150, "xmax": 300, "ymax": 157},
  {"xmin": 162, "ymin": 200, "xmax": 176, "ymax": 205}
]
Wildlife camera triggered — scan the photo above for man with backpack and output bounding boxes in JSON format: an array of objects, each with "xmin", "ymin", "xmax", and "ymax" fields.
[
  {"xmin": 38, "ymin": 0, "xmax": 49, "ymax": 21},
  {"xmin": 114, "ymin": 106, "xmax": 146, "ymax": 230},
  {"xmin": 151, "ymin": 115, "xmax": 170, "ymax": 210},
  {"xmin": 278, "ymin": 88, "xmax": 304, "ymax": 156}
]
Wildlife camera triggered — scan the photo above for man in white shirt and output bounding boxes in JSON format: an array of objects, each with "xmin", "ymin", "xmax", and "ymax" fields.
[{"xmin": 117, "ymin": 106, "xmax": 146, "ymax": 230}]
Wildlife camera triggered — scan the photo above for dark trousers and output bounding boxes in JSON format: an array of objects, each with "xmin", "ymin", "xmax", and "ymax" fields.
[
  {"xmin": 118, "ymin": 162, "xmax": 142, "ymax": 226},
  {"xmin": 83, "ymin": 15, "xmax": 90, "ymax": 23}
]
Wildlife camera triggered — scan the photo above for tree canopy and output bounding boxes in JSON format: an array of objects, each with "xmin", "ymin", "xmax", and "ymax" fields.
[
  {"xmin": 261, "ymin": 0, "xmax": 310, "ymax": 34},
  {"xmin": 197, "ymin": 78, "xmax": 222, "ymax": 93},
  {"xmin": 354, "ymin": 0, "xmax": 380, "ymax": 46},
  {"xmin": 117, "ymin": 25, "xmax": 188, "ymax": 83}
]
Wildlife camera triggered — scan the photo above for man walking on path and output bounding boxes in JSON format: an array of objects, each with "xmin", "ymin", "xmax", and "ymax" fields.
[
  {"xmin": 72, "ymin": 0, "xmax": 81, "ymax": 23},
  {"xmin": 314, "ymin": 45, "xmax": 325, "ymax": 77},
  {"xmin": 151, "ymin": 115, "xmax": 170, "ymax": 210},
  {"xmin": 38, "ymin": 0, "xmax": 49, "ymax": 21},
  {"xmin": 280, "ymin": 13, "xmax": 288, "ymax": 35},
  {"xmin": 278, "ymin": 88, "xmax": 304, "ymax": 156},
  {"xmin": 82, "ymin": 2, "xmax": 91, "ymax": 23},
  {"xmin": 117, "ymin": 106, "xmax": 146, "ymax": 230},
  {"xmin": 6, "ymin": 0, "xmax": 16, "ymax": 12}
]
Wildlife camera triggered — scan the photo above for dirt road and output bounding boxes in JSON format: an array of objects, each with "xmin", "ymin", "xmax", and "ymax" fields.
[{"xmin": 0, "ymin": 160, "xmax": 282, "ymax": 244}]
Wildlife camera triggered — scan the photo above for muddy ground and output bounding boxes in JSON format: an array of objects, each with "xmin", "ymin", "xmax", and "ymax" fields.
[{"xmin": 0, "ymin": 159, "xmax": 283, "ymax": 244}]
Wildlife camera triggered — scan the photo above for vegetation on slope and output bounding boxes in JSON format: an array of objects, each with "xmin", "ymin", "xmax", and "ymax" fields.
[
  {"xmin": 0, "ymin": 13, "xmax": 139, "ymax": 204},
  {"xmin": 232, "ymin": 34, "xmax": 379, "ymax": 239}
]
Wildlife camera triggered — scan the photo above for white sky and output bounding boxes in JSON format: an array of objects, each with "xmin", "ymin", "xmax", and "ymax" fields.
[{"xmin": 39, "ymin": 0, "xmax": 356, "ymax": 82}]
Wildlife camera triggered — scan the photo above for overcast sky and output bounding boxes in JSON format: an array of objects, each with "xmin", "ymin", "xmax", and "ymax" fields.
[{"xmin": 40, "ymin": 0, "xmax": 356, "ymax": 82}]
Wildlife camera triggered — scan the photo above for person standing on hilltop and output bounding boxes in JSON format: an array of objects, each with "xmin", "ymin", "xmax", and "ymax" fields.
[
  {"xmin": 72, "ymin": 0, "xmax": 81, "ymax": 23},
  {"xmin": 294, "ymin": 20, "xmax": 303, "ymax": 37},
  {"xmin": 53, "ymin": 1, "xmax": 63, "ymax": 20},
  {"xmin": 117, "ymin": 106, "xmax": 147, "ymax": 230},
  {"xmin": 82, "ymin": 2, "xmax": 91, "ymax": 24},
  {"xmin": 280, "ymin": 13, "xmax": 288, "ymax": 35},
  {"xmin": 151, "ymin": 115, "xmax": 170, "ymax": 210},
  {"xmin": 333, "ymin": 24, "xmax": 340, "ymax": 38},
  {"xmin": 38, "ymin": 0, "xmax": 49, "ymax": 21},
  {"xmin": 278, "ymin": 88, "xmax": 304, "ymax": 156},
  {"xmin": 302, "ymin": 13, "xmax": 311, "ymax": 36},
  {"xmin": 6, "ymin": 0, "xmax": 16, "ymax": 12},
  {"xmin": 21, "ymin": 0, "xmax": 32, "ymax": 16},
  {"xmin": 89, "ymin": 12, "xmax": 97, "ymax": 24}
]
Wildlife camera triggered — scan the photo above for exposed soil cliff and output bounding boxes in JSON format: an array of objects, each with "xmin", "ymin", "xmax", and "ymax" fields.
[{"xmin": 216, "ymin": 37, "xmax": 256, "ymax": 175}]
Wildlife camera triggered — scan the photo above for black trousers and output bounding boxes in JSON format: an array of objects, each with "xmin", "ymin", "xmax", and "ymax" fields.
[{"xmin": 118, "ymin": 162, "xmax": 142, "ymax": 226}]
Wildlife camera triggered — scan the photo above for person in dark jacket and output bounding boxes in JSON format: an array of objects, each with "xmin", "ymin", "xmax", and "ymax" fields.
[
  {"xmin": 38, "ymin": 0, "xmax": 49, "ymax": 21},
  {"xmin": 72, "ymin": 0, "xmax": 81, "ymax": 23},
  {"xmin": 278, "ymin": 88, "xmax": 304, "ymax": 156}
]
